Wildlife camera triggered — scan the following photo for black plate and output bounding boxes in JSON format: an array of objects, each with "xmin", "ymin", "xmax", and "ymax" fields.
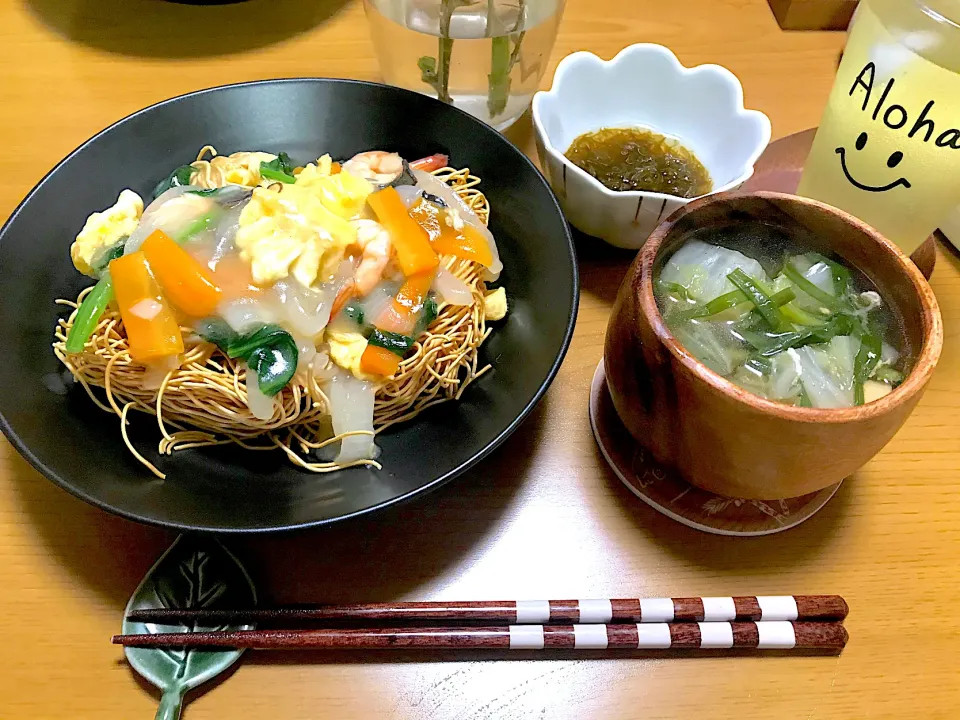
[{"xmin": 0, "ymin": 79, "xmax": 577, "ymax": 533}]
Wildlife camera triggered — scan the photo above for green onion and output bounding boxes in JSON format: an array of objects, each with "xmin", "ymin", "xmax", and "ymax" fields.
[
  {"xmin": 657, "ymin": 280, "xmax": 693, "ymax": 303},
  {"xmin": 727, "ymin": 269, "xmax": 789, "ymax": 331},
  {"xmin": 752, "ymin": 313, "xmax": 858, "ymax": 357},
  {"xmin": 853, "ymin": 332, "xmax": 882, "ymax": 405},
  {"xmin": 779, "ymin": 301, "xmax": 825, "ymax": 327},
  {"xmin": 807, "ymin": 252, "xmax": 852, "ymax": 291},
  {"xmin": 368, "ymin": 329, "xmax": 414, "ymax": 356},
  {"xmin": 782, "ymin": 260, "xmax": 839, "ymax": 311},
  {"xmin": 65, "ymin": 274, "xmax": 114, "ymax": 353},
  {"xmin": 684, "ymin": 287, "xmax": 795, "ymax": 320}
]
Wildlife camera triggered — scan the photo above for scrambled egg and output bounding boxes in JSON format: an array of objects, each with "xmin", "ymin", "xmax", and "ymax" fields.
[
  {"xmin": 483, "ymin": 287, "xmax": 508, "ymax": 321},
  {"xmin": 327, "ymin": 329, "xmax": 379, "ymax": 382},
  {"xmin": 297, "ymin": 157, "xmax": 373, "ymax": 219},
  {"xmin": 236, "ymin": 184, "xmax": 358, "ymax": 288},
  {"xmin": 71, "ymin": 189, "xmax": 143, "ymax": 276}
]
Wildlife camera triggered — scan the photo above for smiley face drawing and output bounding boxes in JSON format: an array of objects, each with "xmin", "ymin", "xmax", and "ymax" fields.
[{"xmin": 835, "ymin": 131, "xmax": 912, "ymax": 193}]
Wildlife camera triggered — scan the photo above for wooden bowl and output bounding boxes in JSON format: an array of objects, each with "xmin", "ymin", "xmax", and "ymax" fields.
[{"xmin": 603, "ymin": 191, "xmax": 943, "ymax": 499}]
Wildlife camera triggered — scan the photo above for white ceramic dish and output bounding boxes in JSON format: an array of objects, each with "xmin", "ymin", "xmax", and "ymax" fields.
[{"xmin": 532, "ymin": 44, "xmax": 772, "ymax": 249}]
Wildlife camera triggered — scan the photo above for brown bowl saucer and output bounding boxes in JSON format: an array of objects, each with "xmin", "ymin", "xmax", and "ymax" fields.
[{"xmin": 589, "ymin": 360, "xmax": 842, "ymax": 536}]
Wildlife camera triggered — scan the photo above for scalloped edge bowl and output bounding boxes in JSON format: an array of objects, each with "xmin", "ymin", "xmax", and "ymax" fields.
[{"xmin": 532, "ymin": 44, "xmax": 772, "ymax": 249}]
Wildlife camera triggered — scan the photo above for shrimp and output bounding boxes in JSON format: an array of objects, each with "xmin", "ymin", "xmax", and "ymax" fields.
[
  {"xmin": 342, "ymin": 151, "xmax": 405, "ymax": 185},
  {"xmin": 409, "ymin": 154, "xmax": 449, "ymax": 172},
  {"xmin": 353, "ymin": 219, "xmax": 392, "ymax": 296}
]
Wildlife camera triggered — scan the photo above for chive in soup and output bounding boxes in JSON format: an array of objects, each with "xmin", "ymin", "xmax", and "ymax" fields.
[{"xmin": 654, "ymin": 225, "xmax": 909, "ymax": 408}]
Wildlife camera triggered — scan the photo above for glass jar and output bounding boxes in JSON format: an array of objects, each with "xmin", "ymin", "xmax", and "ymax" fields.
[{"xmin": 363, "ymin": 0, "xmax": 566, "ymax": 131}]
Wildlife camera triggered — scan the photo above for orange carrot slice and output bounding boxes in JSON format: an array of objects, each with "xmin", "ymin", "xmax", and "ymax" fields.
[
  {"xmin": 367, "ymin": 187, "xmax": 439, "ymax": 277},
  {"xmin": 141, "ymin": 230, "xmax": 221, "ymax": 317},
  {"xmin": 110, "ymin": 251, "xmax": 184, "ymax": 361},
  {"xmin": 359, "ymin": 343, "xmax": 402, "ymax": 377}
]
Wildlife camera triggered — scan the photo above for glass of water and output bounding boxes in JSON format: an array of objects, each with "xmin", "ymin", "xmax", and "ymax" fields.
[{"xmin": 364, "ymin": 0, "xmax": 566, "ymax": 131}]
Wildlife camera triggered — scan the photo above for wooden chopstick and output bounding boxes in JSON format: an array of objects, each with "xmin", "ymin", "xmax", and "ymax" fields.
[
  {"xmin": 113, "ymin": 621, "xmax": 847, "ymax": 652},
  {"xmin": 126, "ymin": 595, "xmax": 847, "ymax": 626}
]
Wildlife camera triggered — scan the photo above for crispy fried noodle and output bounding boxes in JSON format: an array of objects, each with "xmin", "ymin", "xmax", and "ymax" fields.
[{"xmin": 54, "ymin": 147, "xmax": 504, "ymax": 479}]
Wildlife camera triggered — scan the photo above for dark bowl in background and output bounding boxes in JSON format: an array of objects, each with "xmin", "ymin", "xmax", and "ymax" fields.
[{"xmin": 0, "ymin": 79, "xmax": 578, "ymax": 532}]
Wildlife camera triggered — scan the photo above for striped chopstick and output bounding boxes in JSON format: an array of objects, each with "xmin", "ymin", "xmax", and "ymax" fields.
[
  {"xmin": 113, "ymin": 621, "xmax": 847, "ymax": 652},
  {"xmin": 126, "ymin": 595, "xmax": 846, "ymax": 625}
]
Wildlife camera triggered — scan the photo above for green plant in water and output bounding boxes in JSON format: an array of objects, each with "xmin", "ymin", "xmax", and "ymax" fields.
[{"xmin": 418, "ymin": 0, "xmax": 528, "ymax": 119}]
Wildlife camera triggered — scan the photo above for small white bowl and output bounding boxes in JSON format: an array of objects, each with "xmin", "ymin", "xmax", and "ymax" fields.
[{"xmin": 532, "ymin": 44, "xmax": 772, "ymax": 249}]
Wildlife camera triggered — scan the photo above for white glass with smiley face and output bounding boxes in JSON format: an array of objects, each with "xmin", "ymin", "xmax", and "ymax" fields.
[{"xmin": 798, "ymin": 0, "xmax": 960, "ymax": 255}]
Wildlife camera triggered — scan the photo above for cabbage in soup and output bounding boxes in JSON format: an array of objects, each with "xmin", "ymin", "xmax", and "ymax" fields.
[{"xmin": 654, "ymin": 225, "xmax": 909, "ymax": 408}]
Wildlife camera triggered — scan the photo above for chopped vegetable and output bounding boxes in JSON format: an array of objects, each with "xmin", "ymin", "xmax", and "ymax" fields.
[
  {"xmin": 368, "ymin": 328, "xmax": 414, "ymax": 356},
  {"xmin": 141, "ymin": 230, "xmax": 221, "ymax": 317},
  {"xmin": 367, "ymin": 187, "xmax": 439, "ymax": 276},
  {"xmin": 342, "ymin": 301, "xmax": 365, "ymax": 327},
  {"xmin": 727, "ymin": 269, "xmax": 789, "ymax": 331},
  {"xmin": 874, "ymin": 366, "xmax": 904, "ymax": 384},
  {"xmin": 684, "ymin": 287, "xmax": 795, "ymax": 320},
  {"xmin": 433, "ymin": 225, "xmax": 495, "ymax": 268},
  {"xmin": 745, "ymin": 313, "xmax": 858, "ymax": 357},
  {"xmin": 359, "ymin": 343, "xmax": 402, "ymax": 377},
  {"xmin": 415, "ymin": 295, "xmax": 439, "ymax": 334},
  {"xmin": 222, "ymin": 325, "xmax": 291, "ymax": 361},
  {"xmin": 152, "ymin": 165, "xmax": 194, "ymax": 200},
  {"xmin": 109, "ymin": 251, "xmax": 184, "ymax": 361},
  {"xmin": 782, "ymin": 260, "xmax": 840, "ymax": 311},
  {"xmin": 91, "ymin": 240, "xmax": 127, "ymax": 276},
  {"xmin": 376, "ymin": 271, "xmax": 435, "ymax": 335},
  {"xmin": 657, "ymin": 281, "xmax": 692, "ymax": 303},
  {"xmin": 64, "ymin": 275, "xmax": 114, "ymax": 353},
  {"xmin": 196, "ymin": 320, "xmax": 298, "ymax": 397},
  {"xmin": 170, "ymin": 207, "xmax": 222, "ymax": 243},
  {"xmin": 247, "ymin": 333, "xmax": 298, "ymax": 396},
  {"xmin": 259, "ymin": 153, "xmax": 297, "ymax": 184},
  {"xmin": 808, "ymin": 251, "xmax": 852, "ymax": 292},
  {"xmin": 409, "ymin": 199, "xmax": 495, "ymax": 269},
  {"xmin": 853, "ymin": 332, "xmax": 882, "ymax": 405}
]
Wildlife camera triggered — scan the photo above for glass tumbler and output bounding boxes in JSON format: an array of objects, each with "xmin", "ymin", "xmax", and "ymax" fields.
[{"xmin": 363, "ymin": 0, "xmax": 566, "ymax": 131}]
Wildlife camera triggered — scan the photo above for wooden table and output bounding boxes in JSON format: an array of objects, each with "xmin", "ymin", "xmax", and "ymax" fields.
[{"xmin": 1, "ymin": 1, "xmax": 958, "ymax": 717}]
